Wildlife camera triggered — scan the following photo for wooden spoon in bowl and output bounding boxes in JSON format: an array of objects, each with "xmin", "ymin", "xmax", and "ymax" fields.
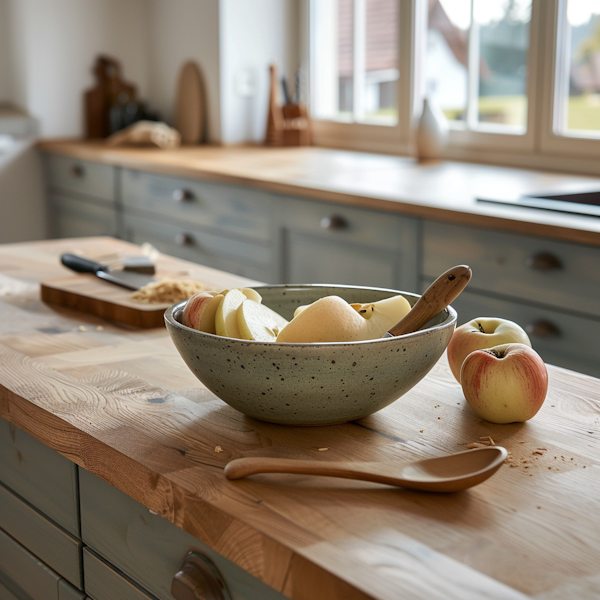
[
  {"xmin": 224, "ymin": 446, "xmax": 507, "ymax": 493},
  {"xmin": 383, "ymin": 264, "xmax": 472, "ymax": 338}
]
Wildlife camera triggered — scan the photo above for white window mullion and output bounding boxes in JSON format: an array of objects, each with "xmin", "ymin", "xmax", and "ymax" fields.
[
  {"xmin": 353, "ymin": 0, "xmax": 366, "ymax": 122},
  {"xmin": 466, "ymin": 0, "xmax": 480, "ymax": 130}
]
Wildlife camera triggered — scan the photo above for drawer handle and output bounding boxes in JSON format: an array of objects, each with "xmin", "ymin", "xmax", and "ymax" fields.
[
  {"xmin": 175, "ymin": 233, "xmax": 193, "ymax": 246},
  {"xmin": 525, "ymin": 319, "xmax": 561, "ymax": 338},
  {"xmin": 172, "ymin": 188, "xmax": 195, "ymax": 202},
  {"xmin": 70, "ymin": 164, "xmax": 85, "ymax": 178},
  {"xmin": 525, "ymin": 252, "xmax": 562, "ymax": 271},
  {"xmin": 320, "ymin": 214, "xmax": 348, "ymax": 230},
  {"xmin": 171, "ymin": 551, "xmax": 232, "ymax": 600}
]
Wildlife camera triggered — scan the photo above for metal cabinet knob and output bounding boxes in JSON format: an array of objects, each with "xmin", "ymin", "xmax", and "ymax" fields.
[
  {"xmin": 320, "ymin": 214, "xmax": 348, "ymax": 230},
  {"xmin": 172, "ymin": 188, "xmax": 195, "ymax": 202},
  {"xmin": 175, "ymin": 232, "xmax": 193, "ymax": 246},
  {"xmin": 525, "ymin": 319, "xmax": 561, "ymax": 338},
  {"xmin": 171, "ymin": 551, "xmax": 232, "ymax": 600},
  {"xmin": 70, "ymin": 164, "xmax": 85, "ymax": 178},
  {"xmin": 525, "ymin": 252, "xmax": 562, "ymax": 271}
]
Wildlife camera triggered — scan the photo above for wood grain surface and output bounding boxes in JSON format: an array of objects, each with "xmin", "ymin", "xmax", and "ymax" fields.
[
  {"xmin": 37, "ymin": 139, "xmax": 600, "ymax": 247},
  {"xmin": 1, "ymin": 237, "xmax": 599, "ymax": 599}
]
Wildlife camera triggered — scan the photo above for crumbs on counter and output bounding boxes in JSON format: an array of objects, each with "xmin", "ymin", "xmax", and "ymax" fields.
[
  {"xmin": 131, "ymin": 278, "xmax": 213, "ymax": 304},
  {"xmin": 214, "ymin": 446, "xmax": 223, "ymax": 453},
  {"xmin": 318, "ymin": 447, "xmax": 328, "ymax": 452}
]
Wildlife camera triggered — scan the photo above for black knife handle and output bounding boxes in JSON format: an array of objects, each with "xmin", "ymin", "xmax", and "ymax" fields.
[{"xmin": 61, "ymin": 253, "xmax": 108, "ymax": 274}]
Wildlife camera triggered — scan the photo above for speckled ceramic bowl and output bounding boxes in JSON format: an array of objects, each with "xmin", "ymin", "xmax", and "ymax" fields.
[{"xmin": 165, "ymin": 285, "xmax": 457, "ymax": 426}]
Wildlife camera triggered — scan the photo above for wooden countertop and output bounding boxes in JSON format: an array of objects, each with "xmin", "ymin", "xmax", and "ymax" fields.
[
  {"xmin": 38, "ymin": 139, "xmax": 600, "ymax": 247},
  {"xmin": 1, "ymin": 237, "xmax": 599, "ymax": 599}
]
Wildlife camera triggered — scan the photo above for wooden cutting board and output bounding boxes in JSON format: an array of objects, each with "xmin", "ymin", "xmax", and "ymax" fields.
[
  {"xmin": 40, "ymin": 275, "xmax": 170, "ymax": 328},
  {"xmin": 175, "ymin": 61, "xmax": 205, "ymax": 145}
]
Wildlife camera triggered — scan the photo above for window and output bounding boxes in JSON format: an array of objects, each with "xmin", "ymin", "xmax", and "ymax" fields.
[
  {"xmin": 555, "ymin": 0, "xmax": 600, "ymax": 137},
  {"xmin": 306, "ymin": 0, "xmax": 600, "ymax": 173},
  {"xmin": 426, "ymin": 0, "xmax": 532, "ymax": 134}
]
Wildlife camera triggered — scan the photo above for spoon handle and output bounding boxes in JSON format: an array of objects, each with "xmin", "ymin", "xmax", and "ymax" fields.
[
  {"xmin": 385, "ymin": 264, "xmax": 472, "ymax": 337},
  {"xmin": 224, "ymin": 457, "xmax": 400, "ymax": 486}
]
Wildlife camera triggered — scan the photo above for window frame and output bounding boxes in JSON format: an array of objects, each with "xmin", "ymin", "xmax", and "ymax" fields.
[{"xmin": 303, "ymin": 0, "xmax": 600, "ymax": 175}]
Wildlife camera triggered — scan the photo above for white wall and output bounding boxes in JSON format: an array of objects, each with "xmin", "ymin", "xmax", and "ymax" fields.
[
  {"xmin": 0, "ymin": 0, "xmax": 11, "ymax": 101},
  {"xmin": 3, "ymin": 0, "xmax": 150, "ymax": 137},
  {"xmin": 220, "ymin": 0, "xmax": 301, "ymax": 144},
  {"xmin": 0, "ymin": 0, "xmax": 300, "ymax": 143},
  {"xmin": 146, "ymin": 0, "xmax": 221, "ymax": 142}
]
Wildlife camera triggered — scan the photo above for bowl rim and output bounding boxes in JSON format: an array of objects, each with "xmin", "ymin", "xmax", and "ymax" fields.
[{"xmin": 164, "ymin": 283, "xmax": 457, "ymax": 346}]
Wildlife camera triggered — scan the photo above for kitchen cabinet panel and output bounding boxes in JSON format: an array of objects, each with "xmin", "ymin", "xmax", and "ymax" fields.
[
  {"xmin": 277, "ymin": 195, "xmax": 419, "ymax": 291},
  {"xmin": 426, "ymin": 284, "xmax": 600, "ymax": 377},
  {"xmin": 0, "ymin": 526, "xmax": 62, "ymax": 600},
  {"xmin": 0, "ymin": 483, "xmax": 83, "ymax": 589},
  {"xmin": 50, "ymin": 194, "xmax": 119, "ymax": 240},
  {"xmin": 123, "ymin": 213, "xmax": 274, "ymax": 282},
  {"xmin": 45, "ymin": 154, "xmax": 116, "ymax": 204},
  {"xmin": 423, "ymin": 220, "xmax": 600, "ymax": 317},
  {"xmin": 83, "ymin": 549, "xmax": 155, "ymax": 600},
  {"xmin": 122, "ymin": 169, "xmax": 273, "ymax": 242},
  {"xmin": 0, "ymin": 417, "xmax": 80, "ymax": 536},
  {"xmin": 79, "ymin": 468, "xmax": 288, "ymax": 600}
]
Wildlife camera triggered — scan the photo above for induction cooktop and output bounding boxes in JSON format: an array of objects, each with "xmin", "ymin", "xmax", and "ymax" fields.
[{"xmin": 478, "ymin": 190, "xmax": 600, "ymax": 218}]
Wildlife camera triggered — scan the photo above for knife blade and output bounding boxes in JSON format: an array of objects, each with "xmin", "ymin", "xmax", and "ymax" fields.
[{"xmin": 61, "ymin": 254, "xmax": 157, "ymax": 291}]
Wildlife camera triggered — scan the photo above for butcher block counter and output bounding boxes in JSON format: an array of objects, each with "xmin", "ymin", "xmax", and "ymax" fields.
[
  {"xmin": 0, "ymin": 236, "xmax": 599, "ymax": 600},
  {"xmin": 37, "ymin": 139, "xmax": 600, "ymax": 245}
]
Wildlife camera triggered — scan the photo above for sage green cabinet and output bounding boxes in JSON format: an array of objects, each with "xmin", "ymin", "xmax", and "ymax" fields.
[
  {"xmin": 275, "ymin": 194, "xmax": 419, "ymax": 291},
  {"xmin": 422, "ymin": 220, "xmax": 600, "ymax": 377},
  {"xmin": 79, "ymin": 468, "xmax": 288, "ymax": 600},
  {"xmin": 44, "ymin": 154, "xmax": 119, "ymax": 239}
]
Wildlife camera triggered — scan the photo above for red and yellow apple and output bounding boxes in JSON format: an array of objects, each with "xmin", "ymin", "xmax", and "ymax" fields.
[
  {"xmin": 182, "ymin": 291, "xmax": 224, "ymax": 334},
  {"xmin": 447, "ymin": 317, "xmax": 531, "ymax": 382},
  {"xmin": 460, "ymin": 342, "xmax": 548, "ymax": 423}
]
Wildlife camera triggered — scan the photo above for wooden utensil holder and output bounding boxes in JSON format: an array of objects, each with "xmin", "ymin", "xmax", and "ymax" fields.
[{"xmin": 282, "ymin": 102, "xmax": 311, "ymax": 146}]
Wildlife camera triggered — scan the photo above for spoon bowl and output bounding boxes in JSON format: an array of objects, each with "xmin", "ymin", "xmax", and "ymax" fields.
[{"xmin": 224, "ymin": 446, "xmax": 508, "ymax": 493}]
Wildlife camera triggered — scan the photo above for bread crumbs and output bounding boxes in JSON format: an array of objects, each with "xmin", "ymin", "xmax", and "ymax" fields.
[{"xmin": 214, "ymin": 446, "xmax": 223, "ymax": 453}]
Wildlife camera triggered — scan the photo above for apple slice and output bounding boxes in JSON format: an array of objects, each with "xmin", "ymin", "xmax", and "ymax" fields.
[
  {"xmin": 182, "ymin": 291, "xmax": 224, "ymax": 334},
  {"xmin": 350, "ymin": 295, "xmax": 411, "ymax": 331},
  {"xmin": 237, "ymin": 299, "xmax": 289, "ymax": 342},
  {"xmin": 215, "ymin": 288, "xmax": 263, "ymax": 338}
]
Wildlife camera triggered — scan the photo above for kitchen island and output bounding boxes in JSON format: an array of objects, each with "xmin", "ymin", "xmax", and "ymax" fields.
[{"xmin": 0, "ymin": 236, "xmax": 599, "ymax": 600}]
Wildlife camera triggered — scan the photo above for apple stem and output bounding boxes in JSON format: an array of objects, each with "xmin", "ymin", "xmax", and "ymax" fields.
[{"xmin": 477, "ymin": 322, "xmax": 485, "ymax": 333}]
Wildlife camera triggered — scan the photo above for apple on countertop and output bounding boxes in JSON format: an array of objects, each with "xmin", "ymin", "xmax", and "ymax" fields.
[
  {"xmin": 447, "ymin": 317, "xmax": 532, "ymax": 383},
  {"xmin": 460, "ymin": 342, "xmax": 548, "ymax": 423}
]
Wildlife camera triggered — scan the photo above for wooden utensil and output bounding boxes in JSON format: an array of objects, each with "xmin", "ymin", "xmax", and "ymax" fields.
[
  {"xmin": 384, "ymin": 264, "xmax": 472, "ymax": 338},
  {"xmin": 224, "ymin": 446, "xmax": 507, "ymax": 493},
  {"xmin": 175, "ymin": 61, "xmax": 205, "ymax": 145}
]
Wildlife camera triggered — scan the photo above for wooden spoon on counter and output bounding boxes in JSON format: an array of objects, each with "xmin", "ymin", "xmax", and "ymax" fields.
[
  {"xmin": 383, "ymin": 264, "xmax": 472, "ymax": 338},
  {"xmin": 224, "ymin": 446, "xmax": 507, "ymax": 492}
]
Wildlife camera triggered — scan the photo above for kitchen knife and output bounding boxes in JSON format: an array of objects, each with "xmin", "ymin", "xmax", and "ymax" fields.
[{"xmin": 61, "ymin": 253, "xmax": 156, "ymax": 291}]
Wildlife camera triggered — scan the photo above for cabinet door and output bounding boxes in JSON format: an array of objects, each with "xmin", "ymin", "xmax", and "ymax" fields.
[
  {"xmin": 79, "ymin": 469, "xmax": 289, "ymax": 600},
  {"xmin": 50, "ymin": 194, "xmax": 118, "ymax": 239},
  {"xmin": 426, "ymin": 283, "xmax": 600, "ymax": 378},
  {"xmin": 277, "ymin": 195, "xmax": 419, "ymax": 291},
  {"xmin": 123, "ymin": 212, "xmax": 273, "ymax": 283}
]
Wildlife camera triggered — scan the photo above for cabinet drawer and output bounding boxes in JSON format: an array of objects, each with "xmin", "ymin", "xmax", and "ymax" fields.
[
  {"xmin": 79, "ymin": 469, "xmax": 288, "ymax": 600},
  {"xmin": 423, "ymin": 220, "xmax": 600, "ymax": 317},
  {"xmin": 50, "ymin": 194, "xmax": 119, "ymax": 239},
  {"xmin": 45, "ymin": 154, "xmax": 116, "ymax": 204},
  {"xmin": 83, "ymin": 548, "xmax": 154, "ymax": 600},
  {"xmin": 430, "ymin": 284, "xmax": 600, "ymax": 377},
  {"xmin": 279, "ymin": 194, "xmax": 417, "ymax": 254},
  {"xmin": 0, "ymin": 483, "xmax": 82, "ymax": 589},
  {"xmin": 0, "ymin": 417, "xmax": 79, "ymax": 536},
  {"xmin": 122, "ymin": 170, "xmax": 273, "ymax": 242},
  {"xmin": 0, "ymin": 526, "xmax": 61, "ymax": 600},
  {"xmin": 123, "ymin": 212, "xmax": 274, "ymax": 282}
]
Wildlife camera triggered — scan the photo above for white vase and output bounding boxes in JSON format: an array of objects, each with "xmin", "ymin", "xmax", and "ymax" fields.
[{"xmin": 415, "ymin": 97, "xmax": 449, "ymax": 161}]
